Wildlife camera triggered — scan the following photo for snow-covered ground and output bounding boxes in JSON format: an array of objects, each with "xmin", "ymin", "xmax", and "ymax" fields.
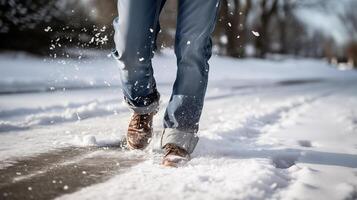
[{"xmin": 1, "ymin": 50, "xmax": 357, "ymax": 200}]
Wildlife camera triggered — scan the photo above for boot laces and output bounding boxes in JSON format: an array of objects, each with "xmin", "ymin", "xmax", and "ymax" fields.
[
  {"xmin": 164, "ymin": 144, "xmax": 188, "ymax": 158},
  {"xmin": 131, "ymin": 113, "xmax": 149, "ymax": 128}
]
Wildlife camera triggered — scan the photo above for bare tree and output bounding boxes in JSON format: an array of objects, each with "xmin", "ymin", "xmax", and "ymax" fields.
[
  {"xmin": 214, "ymin": 0, "xmax": 251, "ymax": 57},
  {"xmin": 254, "ymin": 0, "xmax": 278, "ymax": 57},
  {"xmin": 339, "ymin": 0, "xmax": 357, "ymax": 67}
]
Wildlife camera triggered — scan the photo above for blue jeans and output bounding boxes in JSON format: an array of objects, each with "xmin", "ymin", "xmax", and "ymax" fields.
[{"xmin": 113, "ymin": 0, "xmax": 220, "ymax": 154}]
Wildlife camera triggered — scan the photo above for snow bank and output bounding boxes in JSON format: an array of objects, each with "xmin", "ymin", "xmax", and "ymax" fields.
[{"xmin": 1, "ymin": 50, "xmax": 356, "ymax": 94}]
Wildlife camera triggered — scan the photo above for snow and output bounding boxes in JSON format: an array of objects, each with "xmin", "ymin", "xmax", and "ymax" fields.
[
  {"xmin": 1, "ymin": 49, "xmax": 357, "ymax": 199},
  {"xmin": 252, "ymin": 31, "xmax": 260, "ymax": 37},
  {"xmin": 59, "ymin": 158, "xmax": 291, "ymax": 200}
]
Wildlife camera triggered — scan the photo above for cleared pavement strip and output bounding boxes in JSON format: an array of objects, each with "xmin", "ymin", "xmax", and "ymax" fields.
[{"xmin": 0, "ymin": 147, "xmax": 143, "ymax": 200}]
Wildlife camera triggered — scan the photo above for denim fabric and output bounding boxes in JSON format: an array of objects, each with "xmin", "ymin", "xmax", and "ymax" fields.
[{"xmin": 113, "ymin": 0, "xmax": 220, "ymax": 154}]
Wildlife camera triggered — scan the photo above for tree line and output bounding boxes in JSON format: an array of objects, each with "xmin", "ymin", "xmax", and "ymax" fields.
[{"xmin": 0, "ymin": 0, "xmax": 356, "ymax": 67}]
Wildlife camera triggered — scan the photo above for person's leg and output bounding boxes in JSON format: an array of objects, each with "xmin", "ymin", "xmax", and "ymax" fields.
[
  {"xmin": 113, "ymin": 0, "xmax": 166, "ymax": 114},
  {"xmin": 113, "ymin": 0, "xmax": 166, "ymax": 149},
  {"xmin": 161, "ymin": 0, "xmax": 220, "ymax": 154}
]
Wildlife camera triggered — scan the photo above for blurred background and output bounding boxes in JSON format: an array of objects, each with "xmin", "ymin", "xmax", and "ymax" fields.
[{"xmin": 0, "ymin": 0, "xmax": 356, "ymax": 68}]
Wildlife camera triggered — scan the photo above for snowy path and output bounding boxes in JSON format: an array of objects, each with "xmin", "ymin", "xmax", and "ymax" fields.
[{"xmin": 1, "ymin": 52, "xmax": 357, "ymax": 199}]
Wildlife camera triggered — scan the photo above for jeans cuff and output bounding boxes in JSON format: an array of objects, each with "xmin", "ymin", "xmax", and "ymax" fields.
[
  {"xmin": 160, "ymin": 128, "xmax": 199, "ymax": 154},
  {"xmin": 124, "ymin": 96, "xmax": 160, "ymax": 115}
]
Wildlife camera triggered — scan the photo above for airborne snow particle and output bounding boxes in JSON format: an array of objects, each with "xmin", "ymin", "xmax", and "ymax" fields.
[
  {"xmin": 82, "ymin": 171, "xmax": 87, "ymax": 175},
  {"xmin": 104, "ymin": 81, "xmax": 111, "ymax": 87},
  {"xmin": 139, "ymin": 57, "xmax": 145, "ymax": 61},
  {"xmin": 187, "ymin": 41, "xmax": 191, "ymax": 45},
  {"xmin": 228, "ymin": 22, "xmax": 232, "ymax": 27},
  {"xmin": 220, "ymin": 35, "xmax": 228, "ymax": 44},
  {"xmin": 28, "ymin": 187, "xmax": 32, "ymax": 191},
  {"xmin": 76, "ymin": 112, "xmax": 81, "ymax": 120},
  {"xmin": 49, "ymin": 44, "xmax": 55, "ymax": 50},
  {"xmin": 149, "ymin": 28, "xmax": 154, "ymax": 33},
  {"xmin": 44, "ymin": 26, "xmax": 52, "ymax": 32},
  {"xmin": 252, "ymin": 31, "xmax": 260, "ymax": 37},
  {"xmin": 270, "ymin": 182, "xmax": 278, "ymax": 189},
  {"xmin": 63, "ymin": 185, "xmax": 69, "ymax": 190}
]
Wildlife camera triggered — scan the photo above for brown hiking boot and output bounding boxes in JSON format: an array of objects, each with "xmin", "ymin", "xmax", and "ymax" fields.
[
  {"xmin": 162, "ymin": 144, "xmax": 190, "ymax": 167},
  {"xmin": 126, "ymin": 112, "xmax": 155, "ymax": 150}
]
